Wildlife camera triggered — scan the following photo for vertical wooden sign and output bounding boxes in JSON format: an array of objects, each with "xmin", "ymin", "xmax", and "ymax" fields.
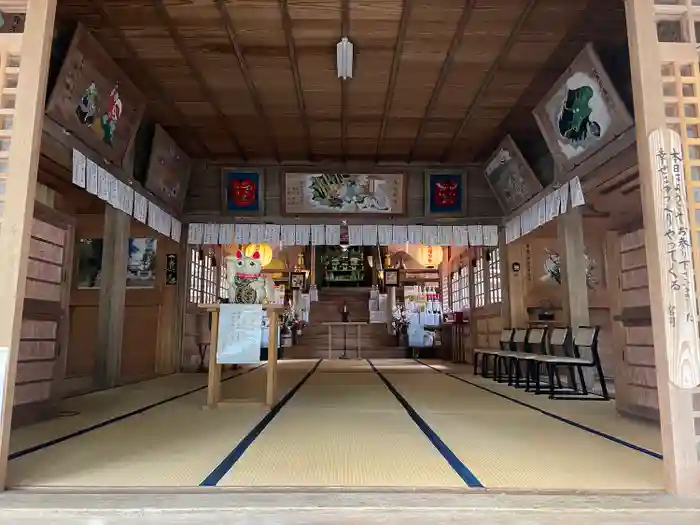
[{"xmin": 649, "ymin": 128, "xmax": 700, "ymax": 389}]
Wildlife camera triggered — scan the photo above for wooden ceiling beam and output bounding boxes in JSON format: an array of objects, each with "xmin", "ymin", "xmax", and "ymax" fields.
[
  {"xmin": 374, "ymin": 0, "xmax": 414, "ymax": 161},
  {"xmin": 151, "ymin": 0, "xmax": 247, "ymax": 161},
  {"xmin": 340, "ymin": 0, "xmax": 350, "ymax": 162},
  {"xmin": 215, "ymin": 0, "xmax": 280, "ymax": 162},
  {"xmin": 439, "ymin": 0, "xmax": 540, "ymax": 163},
  {"xmin": 408, "ymin": 0, "xmax": 476, "ymax": 163},
  {"xmin": 91, "ymin": 0, "xmax": 210, "ymax": 158},
  {"xmin": 278, "ymin": 0, "xmax": 313, "ymax": 161}
]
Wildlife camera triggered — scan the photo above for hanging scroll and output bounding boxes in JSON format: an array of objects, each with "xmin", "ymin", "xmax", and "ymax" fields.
[
  {"xmin": 170, "ymin": 218, "xmax": 182, "ymax": 242},
  {"xmin": 72, "ymin": 149, "xmax": 86, "ymax": 188}
]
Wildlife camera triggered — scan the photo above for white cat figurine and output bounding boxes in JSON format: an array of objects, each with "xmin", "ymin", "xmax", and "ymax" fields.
[{"xmin": 225, "ymin": 250, "xmax": 270, "ymax": 304}]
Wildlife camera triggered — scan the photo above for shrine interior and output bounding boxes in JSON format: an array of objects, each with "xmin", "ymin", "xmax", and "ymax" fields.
[{"xmin": 5, "ymin": 0, "xmax": 695, "ymax": 496}]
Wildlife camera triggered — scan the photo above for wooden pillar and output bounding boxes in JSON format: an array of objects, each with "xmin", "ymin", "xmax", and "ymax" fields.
[
  {"xmin": 95, "ymin": 206, "xmax": 129, "ymax": 388},
  {"xmin": 387, "ymin": 286, "xmax": 396, "ymax": 334},
  {"xmin": 625, "ymin": 0, "xmax": 700, "ymax": 496},
  {"xmin": 498, "ymin": 230, "xmax": 511, "ymax": 328},
  {"xmin": 0, "ymin": 0, "xmax": 57, "ymax": 489},
  {"xmin": 309, "ymin": 245, "xmax": 318, "ymax": 301},
  {"xmin": 467, "ymin": 251, "xmax": 477, "ymax": 361}
]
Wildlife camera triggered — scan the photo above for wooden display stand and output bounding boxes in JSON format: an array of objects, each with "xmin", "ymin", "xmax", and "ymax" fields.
[
  {"xmin": 198, "ymin": 303, "xmax": 284, "ymax": 410},
  {"xmin": 323, "ymin": 321, "xmax": 368, "ymax": 359}
]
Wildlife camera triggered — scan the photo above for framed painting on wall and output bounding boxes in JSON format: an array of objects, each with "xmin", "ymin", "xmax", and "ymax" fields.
[
  {"xmin": 221, "ymin": 168, "xmax": 264, "ymax": 216},
  {"xmin": 484, "ymin": 135, "xmax": 543, "ymax": 214},
  {"xmin": 532, "ymin": 43, "xmax": 633, "ymax": 173},
  {"xmin": 144, "ymin": 126, "xmax": 192, "ymax": 212},
  {"xmin": 424, "ymin": 170, "xmax": 467, "ymax": 217},
  {"xmin": 76, "ymin": 237, "xmax": 157, "ymax": 289},
  {"xmin": 281, "ymin": 172, "xmax": 407, "ymax": 215},
  {"xmin": 45, "ymin": 25, "xmax": 147, "ymax": 167}
]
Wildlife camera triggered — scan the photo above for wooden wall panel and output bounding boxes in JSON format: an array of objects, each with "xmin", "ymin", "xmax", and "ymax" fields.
[{"xmin": 185, "ymin": 163, "xmax": 501, "ymax": 222}]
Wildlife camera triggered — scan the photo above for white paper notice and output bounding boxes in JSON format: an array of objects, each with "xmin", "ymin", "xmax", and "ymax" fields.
[
  {"xmin": 362, "ymin": 225, "xmax": 378, "ymax": 246},
  {"xmin": 437, "ymin": 226, "xmax": 453, "ymax": 246},
  {"xmin": 188, "ymin": 223, "xmax": 204, "ymax": 244},
  {"xmin": 264, "ymin": 224, "xmax": 281, "ymax": 244},
  {"xmin": 217, "ymin": 304, "xmax": 263, "ymax": 365},
  {"xmin": 218, "ymin": 223, "xmax": 235, "ymax": 245},
  {"xmin": 482, "ymin": 225, "xmax": 499, "ymax": 247},
  {"xmin": 97, "ymin": 167, "xmax": 111, "ymax": 201},
  {"xmin": 235, "ymin": 223, "xmax": 250, "ymax": 244},
  {"xmin": 422, "ymin": 225, "xmax": 438, "ymax": 245},
  {"xmin": 452, "ymin": 225, "xmax": 468, "ymax": 246},
  {"xmin": 348, "ymin": 225, "xmax": 363, "ymax": 245},
  {"xmin": 171, "ymin": 218, "xmax": 182, "ymax": 242},
  {"xmin": 392, "ymin": 225, "xmax": 408, "ymax": 244},
  {"xmin": 203, "ymin": 223, "xmax": 220, "ymax": 245},
  {"xmin": 108, "ymin": 174, "xmax": 119, "ymax": 208},
  {"xmin": 86, "ymin": 159, "xmax": 98, "ymax": 195},
  {"xmin": 570, "ymin": 176, "xmax": 585, "ymax": 207},
  {"xmin": 378, "ymin": 225, "xmax": 393, "ymax": 246},
  {"xmin": 133, "ymin": 192, "xmax": 148, "ymax": 223},
  {"xmin": 325, "ymin": 224, "xmax": 340, "ymax": 245},
  {"xmin": 294, "ymin": 224, "xmax": 310, "ymax": 245},
  {"xmin": 559, "ymin": 182, "xmax": 570, "ymax": 214},
  {"xmin": 72, "ymin": 149, "xmax": 86, "ymax": 188},
  {"xmin": 281, "ymin": 224, "xmax": 296, "ymax": 246},
  {"xmin": 407, "ymin": 225, "xmax": 422, "ymax": 245},
  {"xmin": 249, "ymin": 223, "xmax": 265, "ymax": 244},
  {"xmin": 468, "ymin": 224, "xmax": 484, "ymax": 246},
  {"xmin": 311, "ymin": 224, "xmax": 325, "ymax": 245}
]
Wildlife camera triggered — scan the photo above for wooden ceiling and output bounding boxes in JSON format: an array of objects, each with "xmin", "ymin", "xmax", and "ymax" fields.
[{"xmin": 56, "ymin": 0, "xmax": 628, "ymax": 164}]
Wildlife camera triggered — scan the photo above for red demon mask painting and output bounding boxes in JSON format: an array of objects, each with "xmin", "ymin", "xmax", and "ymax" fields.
[
  {"xmin": 226, "ymin": 171, "xmax": 260, "ymax": 211},
  {"xmin": 433, "ymin": 180, "xmax": 458, "ymax": 207}
]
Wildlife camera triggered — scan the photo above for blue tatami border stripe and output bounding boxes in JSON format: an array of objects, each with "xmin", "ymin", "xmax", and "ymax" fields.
[
  {"xmin": 367, "ymin": 359, "xmax": 484, "ymax": 488},
  {"xmin": 416, "ymin": 359, "xmax": 663, "ymax": 461},
  {"xmin": 200, "ymin": 358, "xmax": 323, "ymax": 486},
  {"xmin": 10, "ymin": 364, "xmax": 266, "ymax": 460}
]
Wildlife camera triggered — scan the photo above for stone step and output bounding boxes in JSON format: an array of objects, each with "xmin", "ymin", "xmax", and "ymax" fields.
[{"xmin": 283, "ymin": 347, "xmax": 407, "ymax": 359}]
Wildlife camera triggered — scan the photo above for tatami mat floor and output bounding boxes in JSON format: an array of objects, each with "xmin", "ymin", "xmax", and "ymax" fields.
[{"xmin": 8, "ymin": 358, "xmax": 663, "ymax": 491}]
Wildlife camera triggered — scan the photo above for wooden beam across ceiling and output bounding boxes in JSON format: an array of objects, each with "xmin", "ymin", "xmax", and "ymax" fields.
[
  {"xmin": 214, "ymin": 0, "xmax": 280, "ymax": 162},
  {"xmin": 340, "ymin": 0, "xmax": 350, "ymax": 162},
  {"xmin": 151, "ymin": 0, "xmax": 247, "ymax": 161},
  {"xmin": 374, "ymin": 0, "xmax": 414, "ymax": 161},
  {"xmin": 278, "ymin": 0, "xmax": 313, "ymax": 161},
  {"xmin": 439, "ymin": 0, "xmax": 540, "ymax": 163},
  {"xmin": 408, "ymin": 0, "xmax": 476, "ymax": 163},
  {"xmin": 90, "ymin": 0, "xmax": 210, "ymax": 158}
]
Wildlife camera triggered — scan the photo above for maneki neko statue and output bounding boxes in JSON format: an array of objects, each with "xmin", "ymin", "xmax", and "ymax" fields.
[{"xmin": 225, "ymin": 249, "xmax": 273, "ymax": 304}]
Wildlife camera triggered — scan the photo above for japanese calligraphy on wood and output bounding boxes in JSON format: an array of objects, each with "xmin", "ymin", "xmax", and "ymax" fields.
[{"xmin": 649, "ymin": 128, "xmax": 700, "ymax": 389}]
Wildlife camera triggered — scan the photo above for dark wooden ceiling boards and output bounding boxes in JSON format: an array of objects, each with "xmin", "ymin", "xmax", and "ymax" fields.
[{"xmin": 56, "ymin": 0, "xmax": 628, "ymax": 164}]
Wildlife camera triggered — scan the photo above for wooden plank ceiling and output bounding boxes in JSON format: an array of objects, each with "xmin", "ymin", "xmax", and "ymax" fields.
[{"xmin": 56, "ymin": 0, "xmax": 627, "ymax": 164}]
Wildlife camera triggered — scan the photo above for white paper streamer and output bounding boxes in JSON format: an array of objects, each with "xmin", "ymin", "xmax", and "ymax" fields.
[
  {"xmin": 325, "ymin": 224, "xmax": 340, "ymax": 245},
  {"xmin": 452, "ymin": 225, "xmax": 469, "ymax": 246},
  {"xmin": 468, "ymin": 224, "xmax": 484, "ymax": 246},
  {"xmin": 171, "ymin": 218, "xmax": 182, "ymax": 242},
  {"xmin": 264, "ymin": 224, "xmax": 281, "ymax": 244},
  {"xmin": 422, "ymin": 225, "xmax": 438, "ymax": 245},
  {"xmin": 86, "ymin": 159, "xmax": 98, "ymax": 195},
  {"xmin": 236, "ymin": 223, "xmax": 251, "ymax": 244},
  {"xmin": 348, "ymin": 225, "xmax": 363, "ymax": 245},
  {"xmin": 203, "ymin": 223, "xmax": 220, "ymax": 245},
  {"xmin": 249, "ymin": 224, "xmax": 265, "ymax": 243},
  {"xmin": 559, "ymin": 182, "xmax": 570, "ymax": 214},
  {"xmin": 482, "ymin": 225, "xmax": 499, "ymax": 247},
  {"xmin": 97, "ymin": 167, "xmax": 111, "ymax": 201},
  {"xmin": 545, "ymin": 191, "xmax": 559, "ymax": 222},
  {"xmin": 188, "ymin": 223, "xmax": 204, "ymax": 244},
  {"xmin": 310, "ymin": 225, "xmax": 325, "ymax": 245},
  {"xmin": 437, "ymin": 226, "xmax": 453, "ymax": 246},
  {"xmin": 133, "ymin": 193, "xmax": 148, "ymax": 223},
  {"xmin": 218, "ymin": 223, "xmax": 235, "ymax": 245},
  {"xmin": 294, "ymin": 224, "xmax": 310, "ymax": 245},
  {"xmin": 362, "ymin": 225, "xmax": 378, "ymax": 246},
  {"xmin": 392, "ymin": 225, "xmax": 408, "ymax": 244},
  {"xmin": 72, "ymin": 149, "xmax": 86, "ymax": 188},
  {"xmin": 378, "ymin": 225, "xmax": 393, "ymax": 245},
  {"xmin": 108, "ymin": 174, "xmax": 119, "ymax": 208},
  {"xmin": 407, "ymin": 225, "xmax": 422, "ymax": 245},
  {"xmin": 536, "ymin": 198, "xmax": 547, "ymax": 227},
  {"xmin": 570, "ymin": 176, "xmax": 585, "ymax": 207},
  {"xmin": 281, "ymin": 224, "xmax": 296, "ymax": 246}
]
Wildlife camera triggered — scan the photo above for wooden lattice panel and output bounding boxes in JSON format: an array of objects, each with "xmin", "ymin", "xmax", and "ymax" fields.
[
  {"xmin": 654, "ymin": 0, "xmax": 700, "ymax": 462},
  {"xmin": 0, "ymin": 33, "xmax": 22, "ymax": 225}
]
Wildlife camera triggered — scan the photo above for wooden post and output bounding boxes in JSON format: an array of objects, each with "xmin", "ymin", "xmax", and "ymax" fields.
[
  {"xmin": 309, "ymin": 245, "xmax": 318, "ymax": 301},
  {"xmin": 206, "ymin": 309, "xmax": 221, "ymax": 408},
  {"xmin": 386, "ymin": 286, "xmax": 396, "ymax": 333},
  {"xmin": 0, "ymin": 0, "xmax": 57, "ymax": 489},
  {"xmin": 498, "ymin": 229, "xmax": 511, "ymax": 329},
  {"xmin": 266, "ymin": 309, "xmax": 279, "ymax": 408},
  {"xmin": 625, "ymin": 0, "xmax": 700, "ymax": 496},
  {"xmin": 95, "ymin": 206, "xmax": 130, "ymax": 388}
]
